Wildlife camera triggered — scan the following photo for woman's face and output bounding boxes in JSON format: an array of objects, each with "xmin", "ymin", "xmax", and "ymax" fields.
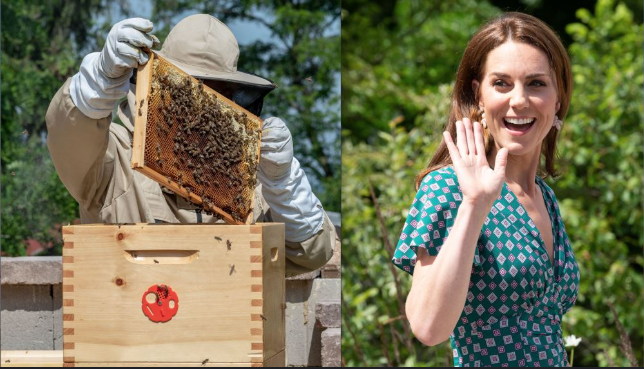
[{"xmin": 473, "ymin": 41, "xmax": 560, "ymax": 157}]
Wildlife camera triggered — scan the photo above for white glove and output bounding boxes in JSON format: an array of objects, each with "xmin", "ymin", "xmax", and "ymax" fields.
[
  {"xmin": 257, "ymin": 117, "xmax": 325, "ymax": 242},
  {"xmin": 259, "ymin": 117, "xmax": 294, "ymax": 181},
  {"xmin": 70, "ymin": 18, "xmax": 160, "ymax": 119}
]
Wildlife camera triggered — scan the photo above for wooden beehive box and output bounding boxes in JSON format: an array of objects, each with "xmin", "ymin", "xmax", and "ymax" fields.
[{"xmin": 61, "ymin": 223, "xmax": 285, "ymax": 367}]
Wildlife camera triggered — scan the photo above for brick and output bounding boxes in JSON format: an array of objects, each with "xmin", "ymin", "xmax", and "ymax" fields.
[
  {"xmin": 285, "ymin": 279, "xmax": 340, "ymax": 366},
  {"xmin": 321, "ymin": 328, "xmax": 341, "ymax": 367},
  {"xmin": 322, "ymin": 239, "xmax": 341, "ymax": 279},
  {"xmin": 315, "ymin": 300, "xmax": 340, "ymax": 328}
]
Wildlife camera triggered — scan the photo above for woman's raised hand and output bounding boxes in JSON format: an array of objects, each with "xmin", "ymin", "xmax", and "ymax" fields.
[{"xmin": 443, "ymin": 118, "xmax": 508, "ymax": 207}]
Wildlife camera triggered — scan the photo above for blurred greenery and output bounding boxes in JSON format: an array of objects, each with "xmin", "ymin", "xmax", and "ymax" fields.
[
  {"xmin": 341, "ymin": 0, "xmax": 643, "ymax": 367},
  {"xmin": 1, "ymin": 0, "xmax": 113, "ymax": 256},
  {"xmin": 1, "ymin": 0, "xmax": 340, "ymax": 256}
]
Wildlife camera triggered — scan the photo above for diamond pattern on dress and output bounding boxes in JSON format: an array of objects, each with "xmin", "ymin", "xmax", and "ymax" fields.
[{"xmin": 392, "ymin": 167, "xmax": 579, "ymax": 367}]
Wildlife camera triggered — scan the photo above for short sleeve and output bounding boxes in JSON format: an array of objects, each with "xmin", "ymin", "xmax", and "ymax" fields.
[{"xmin": 391, "ymin": 167, "xmax": 481, "ymax": 275}]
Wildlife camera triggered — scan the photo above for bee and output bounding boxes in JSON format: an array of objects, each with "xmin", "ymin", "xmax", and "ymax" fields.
[
  {"xmin": 215, "ymin": 236, "xmax": 222, "ymax": 241},
  {"xmin": 260, "ymin": 314, "xmax": 267, "ymax": 321},
  {"xmin": 229, "ymin": 264, "xmax": 236, "ymax": 275},
  {"xmin": 153, "ymin": 259, "xmax": 159, "ymax": 264},
  {"xmin": 201, "ymin": 358, "xmax": 209, "ymax": 366},
  {"xmin": 226, "ymin": 240, "xmax": 232, "ymax": 251},
  {"xmin": 139, "ymin": 99, "xmax": 145, "ymax": 108}
]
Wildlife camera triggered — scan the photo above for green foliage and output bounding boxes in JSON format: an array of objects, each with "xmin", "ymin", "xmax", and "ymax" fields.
[
  {"xmin": 555, "ymin": 0, "xmax": 643, "ymax": 366},
  {"xmin": 342, "ymin": 0, "xmax": 500, "ymax": 141},
  {"xmin": 1, "ymin": 137, "xmax": 78, "ymax": 256},
  {"xmin": 1, "ymin": 0, "xmax": 112, "ymax": 255},
  {"xmin": 341, "ymin": 0, "xmax": 643, "ymax": 366},
  {"xmin": 342, "ymin": 85, "xmax": 455, "ymax": 367}
]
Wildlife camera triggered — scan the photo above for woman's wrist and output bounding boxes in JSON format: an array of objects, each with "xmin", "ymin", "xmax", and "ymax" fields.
[{"xmin": 461, "ymin": 194, "xmax": 495, "ymax": 215}]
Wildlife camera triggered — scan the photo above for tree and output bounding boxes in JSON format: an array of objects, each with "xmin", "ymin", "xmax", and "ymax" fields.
[
  {"xmin": 555, "ymin": 0, "xmax": 643, "ymax": 365},
  {"xmin": 341, "ymin": 0, "xmax": 500, "ymax": 142},
  {"xmin": 1, "ymin": 0, "xmax": 119, "ymax": 255}
]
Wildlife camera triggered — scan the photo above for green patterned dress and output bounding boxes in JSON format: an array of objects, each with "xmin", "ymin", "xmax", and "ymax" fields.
[{"xmin": 392, "ymin": 167, "xmax": 580, "ymax": 367}]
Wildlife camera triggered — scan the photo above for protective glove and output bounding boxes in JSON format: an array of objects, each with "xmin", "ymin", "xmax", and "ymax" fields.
[
  {"xmin": 70, "ymin": 18, "xmax": 160, "ymax": 119},
  {"xmin": 257, "ymin": 117, "xmax": 325, "ymax": 242},
  {"xmin": 259, "ymin": 117, "xmax": 294, "ymax": 181}
]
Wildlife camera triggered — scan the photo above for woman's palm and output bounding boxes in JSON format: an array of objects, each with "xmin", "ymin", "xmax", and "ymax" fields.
[{"xmin": 443, "ymin": 119, "xmax": 507, "ymax": 205}]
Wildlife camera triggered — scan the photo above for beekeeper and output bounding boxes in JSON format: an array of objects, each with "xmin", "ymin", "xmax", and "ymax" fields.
[{"xmin": 46, "ymin": 14, "xmax": 335, "ymax": 277}]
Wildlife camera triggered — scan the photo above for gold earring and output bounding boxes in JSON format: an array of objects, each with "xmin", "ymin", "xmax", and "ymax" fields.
[{"xmin": 479, "ymin": 107, "xmax": 487, "ymax": 129}]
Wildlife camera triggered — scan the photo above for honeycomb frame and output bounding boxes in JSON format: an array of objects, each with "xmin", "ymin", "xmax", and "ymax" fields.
[{"xmin": 131, "ymin": 52, "xmax": 262, "ymax": 225}]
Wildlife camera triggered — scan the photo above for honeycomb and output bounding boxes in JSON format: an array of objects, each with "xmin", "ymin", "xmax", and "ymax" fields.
[{"xmin": 135, "ymin": 53, "xmax": 262, "ymax": 224}]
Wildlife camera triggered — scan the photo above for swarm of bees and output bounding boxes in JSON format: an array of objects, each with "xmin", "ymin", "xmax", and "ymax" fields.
[{"xmin": 143, "ymin": 57, "xmax": 260, "ymax": 223}]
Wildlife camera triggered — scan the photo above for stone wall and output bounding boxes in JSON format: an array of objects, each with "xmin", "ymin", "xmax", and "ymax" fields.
[{"xmin": 0, "ymin": 256, "xmax": 63, "ymax": 350}]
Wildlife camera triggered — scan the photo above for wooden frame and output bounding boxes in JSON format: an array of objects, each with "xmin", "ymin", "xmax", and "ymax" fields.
[{"xmin": 131, "ymin": 52, "xmax": 262, "ymax": 225}]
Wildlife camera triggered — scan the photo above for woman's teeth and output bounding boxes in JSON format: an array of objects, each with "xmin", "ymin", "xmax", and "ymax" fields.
[
  {"xmin": 503, "ymin": 118, "xmax": 535, "ymax": 133},
  {"xmin": 504, "ymin": 118, "xmax": 535, "ymax": 125}
]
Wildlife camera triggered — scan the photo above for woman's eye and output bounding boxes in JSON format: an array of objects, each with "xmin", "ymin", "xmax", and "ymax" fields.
[
  {"xmin": 493, "ymin": 80, "xmax": 508, "ymax": 87},
  {"xmin": 530, "ymin": 80, "xmax": 546, "ymax": 87}
]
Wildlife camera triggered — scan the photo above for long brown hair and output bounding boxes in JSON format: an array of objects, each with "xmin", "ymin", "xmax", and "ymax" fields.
[{"xmin": 416, "ymin": 12, "xmax": 573, "ymax": 189}]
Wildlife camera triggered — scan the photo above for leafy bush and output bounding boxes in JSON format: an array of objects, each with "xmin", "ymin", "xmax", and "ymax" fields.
[
  {"xmin": 1, "ymin": 137, "xmax": 78, "ymax": 256},
  {"xmin": 555, "ymin": 0, "xmax": 643, "ymax": 366}
]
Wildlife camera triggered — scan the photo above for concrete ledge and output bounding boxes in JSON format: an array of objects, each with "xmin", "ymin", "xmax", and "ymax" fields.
[{"xmin": 1, "ymin": 257, "xmax": 62, "ymax": 285}]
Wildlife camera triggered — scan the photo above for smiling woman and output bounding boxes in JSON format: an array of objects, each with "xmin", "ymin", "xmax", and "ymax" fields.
[
  {"xmin": 473, "ymin": 41, "xmax": 561, "ymax": 158},
  {"xmin": 391, "ymin": 12, "xmax": 580, "ymax": 367}
]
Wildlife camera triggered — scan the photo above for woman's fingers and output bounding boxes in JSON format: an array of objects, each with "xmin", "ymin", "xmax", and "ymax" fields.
[
  {"xmin": 494, "ymin": 147, "xmax": 508, "ymax": 177},
  {"xmin": 463, "ymin": 118, "xmax": 476, "ymax": 156},
  {"xmin": 473, "ymin": 121, "xmax": 486, "ymax": 162},
  {"xmin": 443, "ymin": 131, "xmax": 462, "ymax": 164},
  {"xmin": 455, "ymin": 120, "xmax": 468, "ymax": 156}
]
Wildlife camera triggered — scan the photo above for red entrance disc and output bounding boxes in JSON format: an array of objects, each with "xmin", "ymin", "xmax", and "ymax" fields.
[{"xmin": 142, "ymin": 284, "xmax": 179, "ymax": 323}]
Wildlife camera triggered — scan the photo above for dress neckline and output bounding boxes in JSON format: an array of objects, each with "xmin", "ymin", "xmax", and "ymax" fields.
[{"xmin": 502, "ymin": 177, "xmax": 559, "ymax": 279}]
